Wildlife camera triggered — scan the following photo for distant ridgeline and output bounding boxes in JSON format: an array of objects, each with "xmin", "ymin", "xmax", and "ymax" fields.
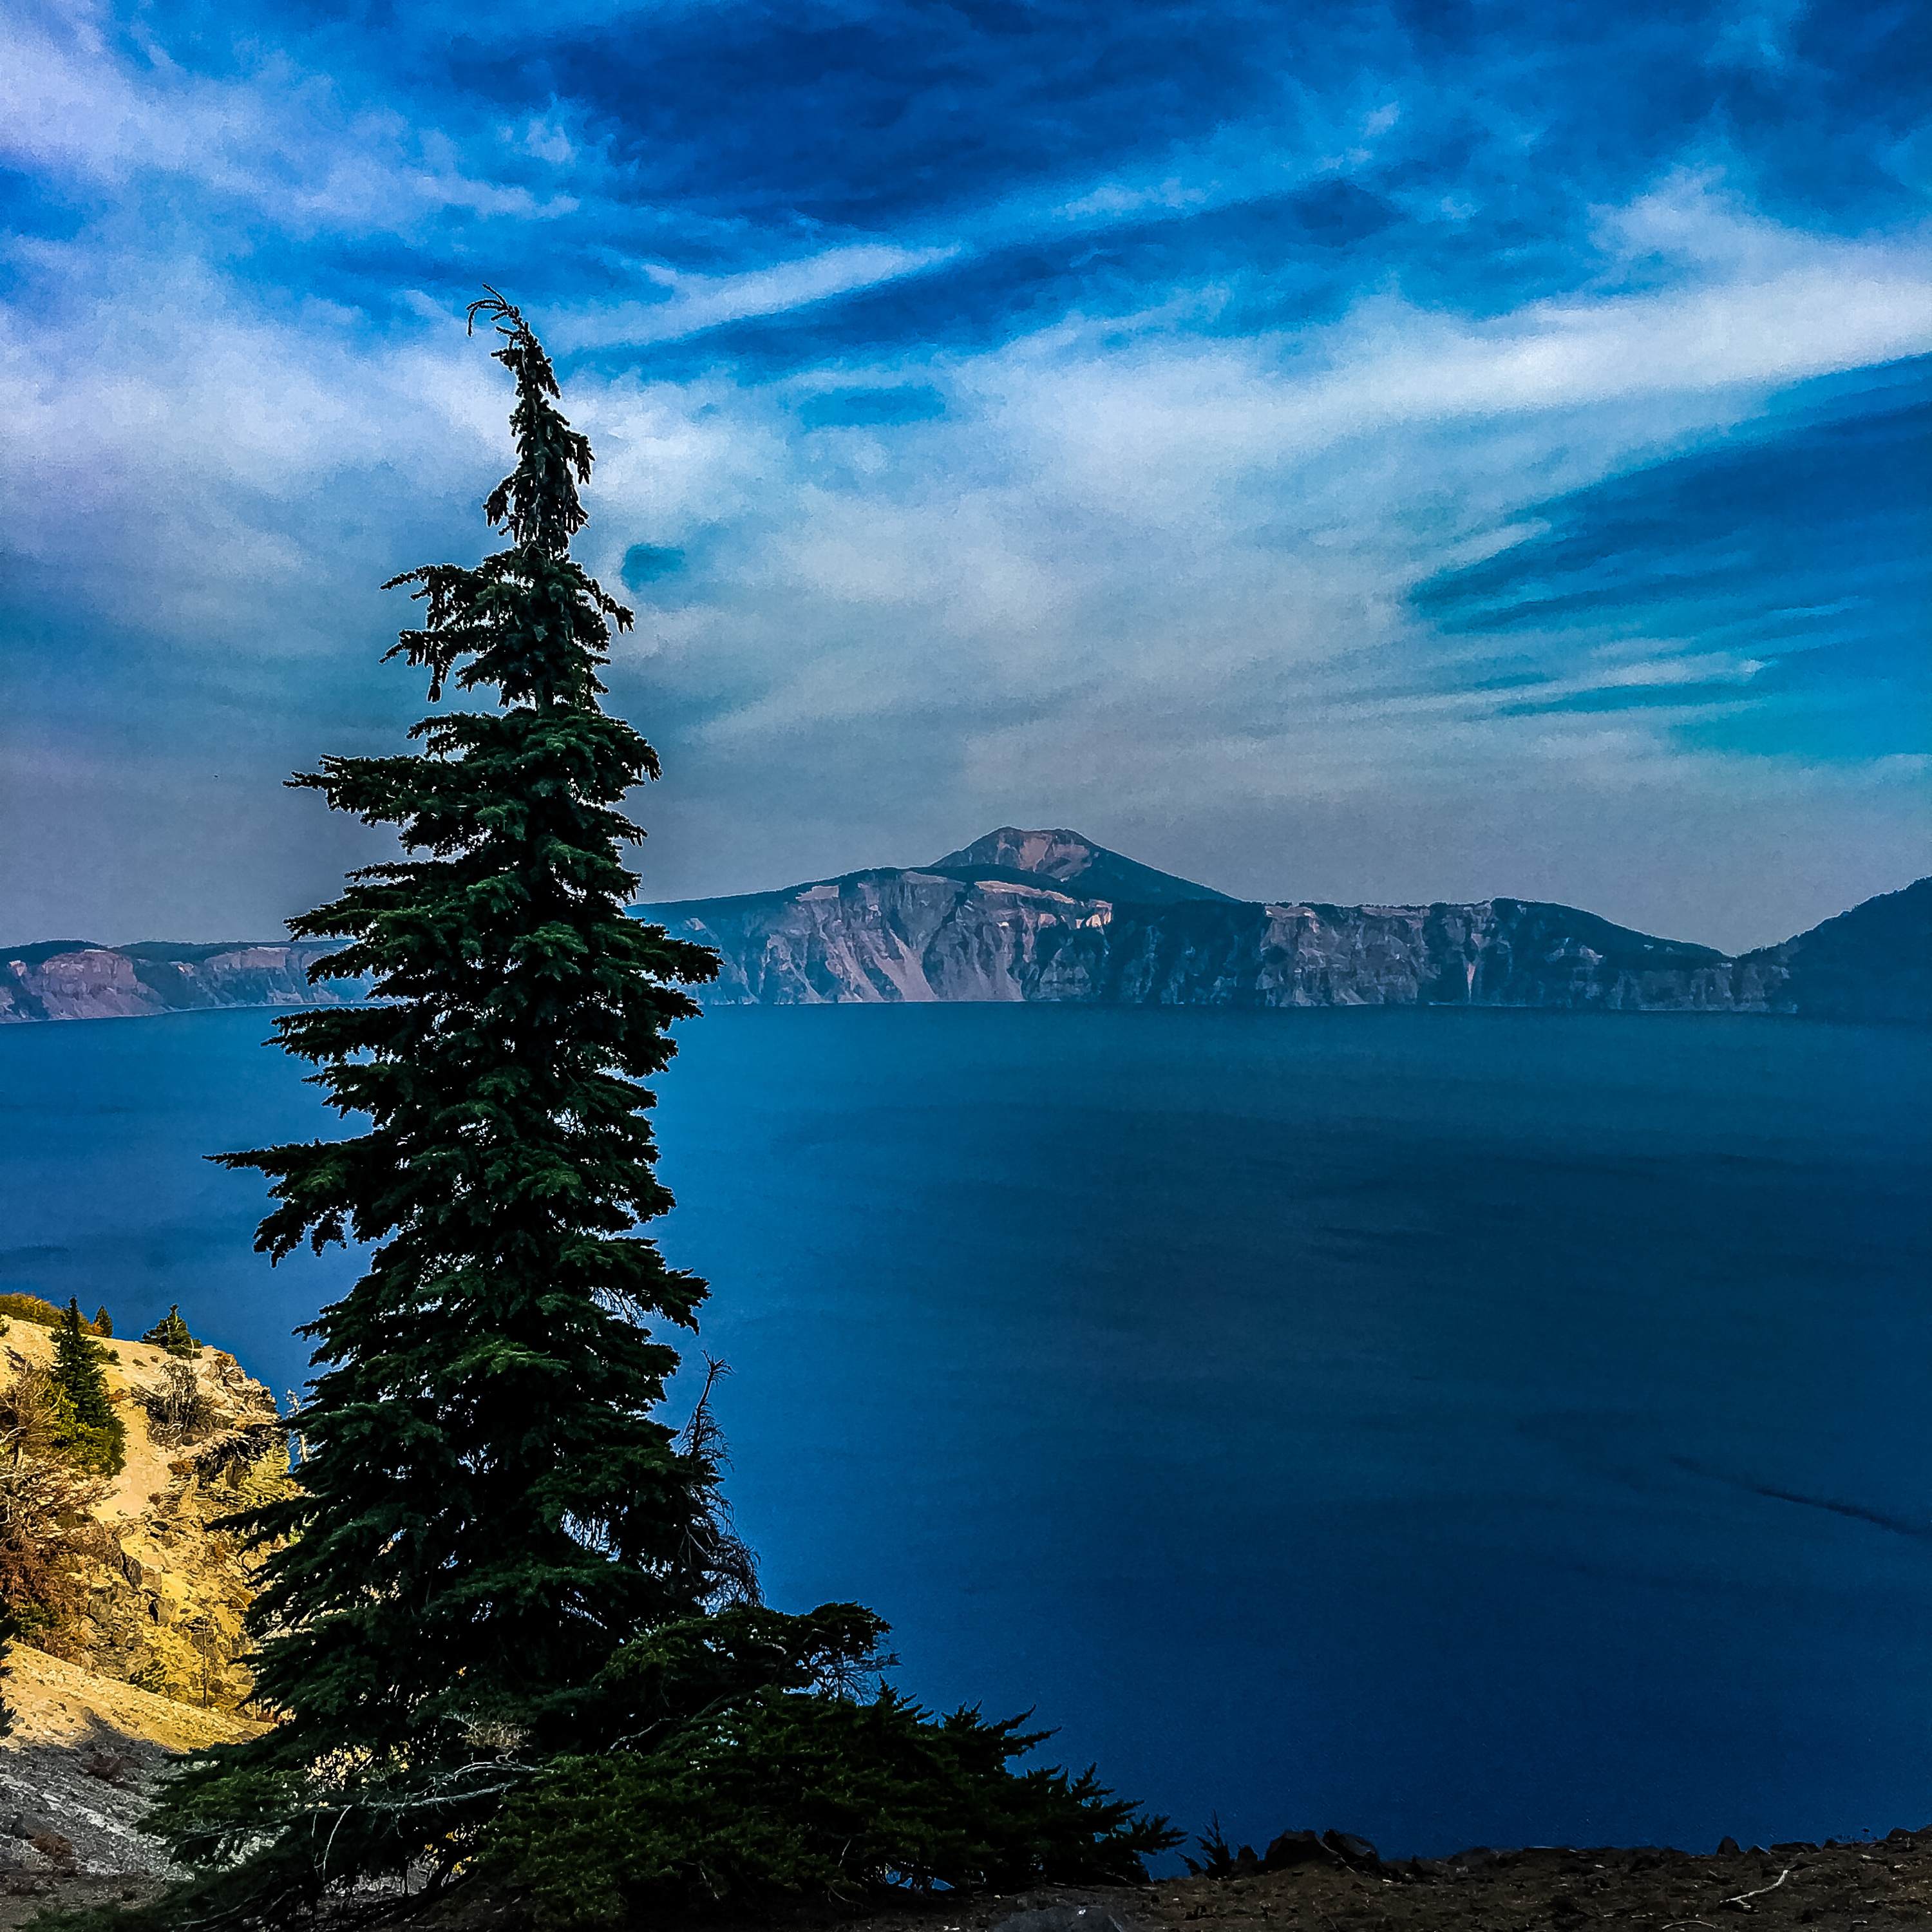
[
  {"xmin": 632, "ymin": 828, "xmax": 1932, "ymax": 1023},
  {"xmin": 0, "ymin": 940, "xmax": 368, "ymax": 1023},
  {"xmin": 8, "ymin": 830, "xmax": 1926, "ymax": 1021}
]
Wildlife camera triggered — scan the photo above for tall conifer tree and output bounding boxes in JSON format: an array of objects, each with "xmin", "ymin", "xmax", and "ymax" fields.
[
  {"xmin": 155, "ymin": 296, "xmax": 723, "ymax": 1910},
  {"xmin": 111, "ymin": 299, "xmax": 1174, "ymax": 1931}
]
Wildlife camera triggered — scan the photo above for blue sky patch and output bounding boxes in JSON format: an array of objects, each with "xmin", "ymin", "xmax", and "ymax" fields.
[
  {"xmin": 621, "ymin": 544, "xmax": 687, "ymax": 589},
  {"xmin": 797, "ymin": 386, "xmax": 947, "ymax": 430}
]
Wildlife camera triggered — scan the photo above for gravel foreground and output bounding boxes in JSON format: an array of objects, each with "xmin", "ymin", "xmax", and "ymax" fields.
[
  {"xmin": 396, "ymin": 1825, "xmax": 1932, "ymax": 1930},
  {"xmin": 0, "ymin": 1829, "xmax": 1923, "ymax": 1927}
]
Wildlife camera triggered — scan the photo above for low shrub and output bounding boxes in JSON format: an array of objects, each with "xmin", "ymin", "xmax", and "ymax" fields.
[
  {"xmin": 477, "ymin": 1605, "xmax": 1179, "ymax": 1929},
  {"xmin": 138, "ymin": 1360, "xmax": 221, "ymax": 1446},
  {"xmin": 0, "ymin": 1294, "xmax": 105, "ymax": 1335},
  {"xmin": 487, "ymin": 1691, "xmax": 1177, "ymax": 1929}
]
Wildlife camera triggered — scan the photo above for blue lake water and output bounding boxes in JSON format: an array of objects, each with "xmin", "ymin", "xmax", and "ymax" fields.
[{"xmin": 0, "ymin": 1005, "xmax": 1926, "ymax": 1860}]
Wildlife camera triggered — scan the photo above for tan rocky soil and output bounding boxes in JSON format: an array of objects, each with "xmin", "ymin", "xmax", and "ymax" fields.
[
  {"xmin": 0, "ymin": 1321, "xmax": 285, "ymax": 1914},
  {"xmin": 3, "ymin": 1319, "xmax": 294, "ymax": 1711},
  {"xmin": 0, "ymin": 1644, "xmax": 263, "ymax": 1923}
]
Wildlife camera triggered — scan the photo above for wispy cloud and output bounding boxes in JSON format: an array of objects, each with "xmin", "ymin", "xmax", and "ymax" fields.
[
  {"xmin": 1, "ymin": 3, "xmax": 576, "ymax": 227},
  {"xmin": 547, "ymin": 245, "xmax": 963, "ymax": 349},
  {"xmin": 0, "ymin": 0, "xmax": 1924, "ymax": 950}
]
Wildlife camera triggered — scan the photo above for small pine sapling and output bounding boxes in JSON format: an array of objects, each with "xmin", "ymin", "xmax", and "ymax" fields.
[
  {"xmin": 50, "ymin": 1300, "xmax": 124, "ymax": 1476},
  {"xmin": 140, "ymin": 1305, "xmax": 199, "ymax": 1358},
  {"xmin": 0, "ymin": 1608, "xmax": 19, "ymax": 1739}
]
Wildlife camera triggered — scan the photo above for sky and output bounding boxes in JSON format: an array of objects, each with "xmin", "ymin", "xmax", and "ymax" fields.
[{"xmin": 1, "ymin": 0, "xmax": 1927, "ymax": 954}]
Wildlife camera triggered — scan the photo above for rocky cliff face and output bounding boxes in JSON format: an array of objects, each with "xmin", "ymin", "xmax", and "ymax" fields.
[
  {"xmin": 636, "ymin": 831, "xmax": 1930, "ymax": 1020},
  {"xmin": 0, "ymin": 1326, "xmax": 281, "ymax": 1888},
  {"xmin": 648, "ymin": 875, "xmax": 1735, "ymax": 1010},
  {"xmin": 0, "ymin": 941, "xmax": 365, "ymax": 1024}
]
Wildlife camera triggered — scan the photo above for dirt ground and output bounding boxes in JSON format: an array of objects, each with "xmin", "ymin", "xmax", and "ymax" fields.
[
  {"xmin": 0, "ymin": 1809, "xmax": 1921, "ymax": 1927},
  {"xmin": 1117, "ymin": 1833, "xmax": 1931, "ymax": 1928},
  {"xmin": 520, "ymin": 1830, "xmax": 1928, "ymax": 1931},
  {"xmin": 0, "ymin": 1642, "xmax": 261, "ymax": 1924},
  {"xmin": 384, "ymin": 1824, "xmax": 1932, "ymax": 1930}
]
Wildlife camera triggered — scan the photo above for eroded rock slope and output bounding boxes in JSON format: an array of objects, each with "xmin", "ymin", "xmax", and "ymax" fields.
[{"xmin": 635, "ymin": 828, "xmax": 1931, "ymax": 1018}]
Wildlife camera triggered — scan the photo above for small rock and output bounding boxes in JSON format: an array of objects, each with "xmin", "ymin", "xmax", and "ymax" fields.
[
  {"xmin": 1718, "ymin": 1837, "xmax": 1743, "ymax": 1856},
  {"xmin": 1262, "ymin": 1830, "xmax": 1330, "ymax": 1871},
  {"xmin": 1450, "ymin": 1846, "xmax": 1497, "ymax": 1870},
  {"xmin": 991, "ymin": 1908, "xmax": 1141, "ymax": 1932},
  {"xmin": 1231, "ymin": 1846, "xmax": 1260, "ymax": 1877},
  {"xmin": 1322, "ymin": 1830, "xmax": 1379, "ymax": 1866},
  {"xmin": 1410, "ymin": 1857, "xmax": 1450, "ymax": 1879}
]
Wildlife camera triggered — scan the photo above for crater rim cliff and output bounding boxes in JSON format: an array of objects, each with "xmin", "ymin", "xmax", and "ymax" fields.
[{"xmin": 628, "ymin": 828, "xmax": 1929, "ymax": 1021}]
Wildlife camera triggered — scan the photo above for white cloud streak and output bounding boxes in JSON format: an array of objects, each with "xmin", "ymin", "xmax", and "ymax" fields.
[
  {"xmin": 545, "ymin": 246, "xmax": 963, "ymax": 350},
  {"xmin": 0, "ymin": 1, "xmax": 576, "ymax": 227}
]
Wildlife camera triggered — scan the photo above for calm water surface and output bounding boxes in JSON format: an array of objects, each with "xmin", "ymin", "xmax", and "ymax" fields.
[{"xmin": 1, "ymin": 1005, "xmax": 1926, "ymax": 1859}]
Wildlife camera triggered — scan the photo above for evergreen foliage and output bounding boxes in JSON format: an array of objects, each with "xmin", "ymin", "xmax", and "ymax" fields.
[
  {"xmin": 140, "ymin": 1305, "xmax": 199, "ymax": 1357},
  {"xmin": 0, "ymin": 1364, "xmax": 111, "ymax": 1655},
  {"xmin": 92, "ymin": 1307, "xmax": 112, "ymax": 1339},
  {"xmin": 1182, "ymin": 1816, "xmax": 1239, "ymax": 1879},
  {"xmin": 482, "ymin": 1604, "xmax": 1180, "ymax": 1927},
  {"xmin": 0, "ymin": 1607, "xmax": 18, "ymax": 1739},
  {"xmin": 87, "ymin": 298, "xmax": 1174, "ymax": 1930},
  {"xmin": 50, "ymin": 1300, "xmax": 124, "ymax": 1476}
]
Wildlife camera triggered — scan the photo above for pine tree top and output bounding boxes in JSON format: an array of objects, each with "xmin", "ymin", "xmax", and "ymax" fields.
[{"xmin": 381, "ymin": 290, "xmax": 631, "ymax": 712}]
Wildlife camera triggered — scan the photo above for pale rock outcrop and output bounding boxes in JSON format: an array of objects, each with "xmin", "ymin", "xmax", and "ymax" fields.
[
  {"xmin": 0, "ymin": 942, "xmax": 365, "ymax": 1025},
  {"xmin": 1, "ymin": 1323, "xmax": 292, "ymax": 1713},
  {"xmin": 0, "ymin": 1327, "xmax": 283, "ymax": 1883}
]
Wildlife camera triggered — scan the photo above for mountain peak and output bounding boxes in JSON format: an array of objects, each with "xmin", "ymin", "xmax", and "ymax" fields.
[
  {"xmin": 933, "ymin": 828, "xmax": 1103, "ymax": 882},
  {"xmin": 930, "ymin": 828, "xmax": 1235, "ymax": 907}
]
